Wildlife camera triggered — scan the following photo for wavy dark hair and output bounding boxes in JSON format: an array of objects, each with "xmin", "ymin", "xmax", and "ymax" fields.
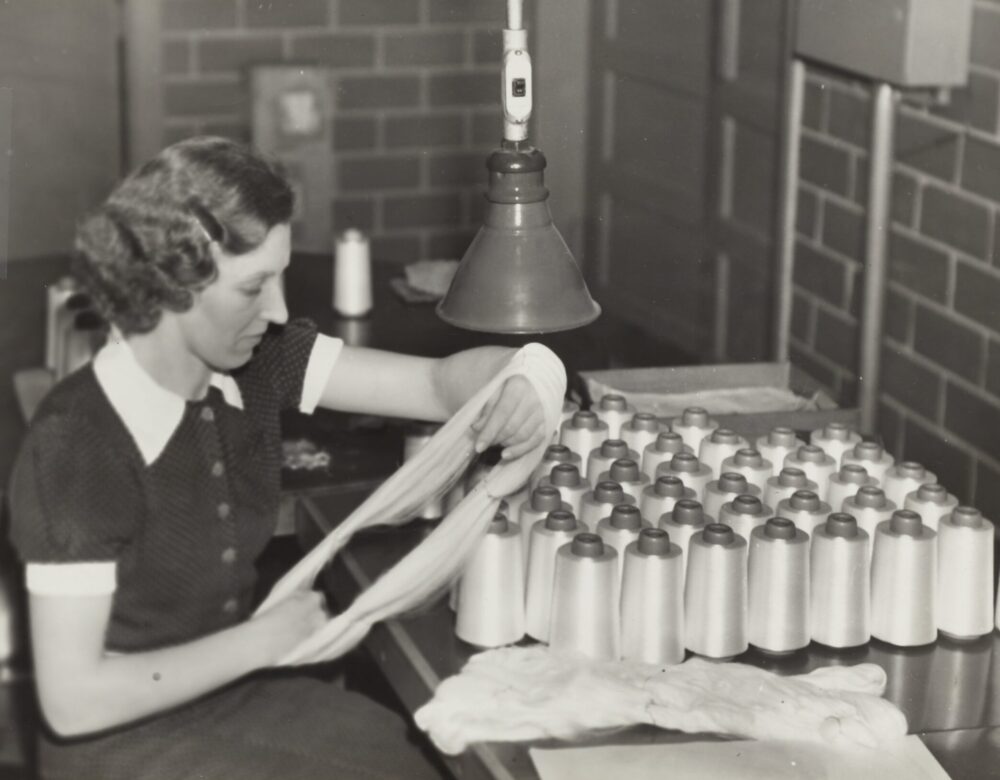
[{"xmin": 74, "ymin": 136, "xmax": 294, "ymax": 335}]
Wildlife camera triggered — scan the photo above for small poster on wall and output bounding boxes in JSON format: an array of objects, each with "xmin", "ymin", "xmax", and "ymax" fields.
[{"xmin": 251, "ymin": 66, "xmax": 332, "ymax": 253}]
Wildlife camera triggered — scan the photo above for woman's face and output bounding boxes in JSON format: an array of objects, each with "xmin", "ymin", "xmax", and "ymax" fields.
[{"xmin": 178, "ymin": 222, "xmax": 291, "ymax": 371}]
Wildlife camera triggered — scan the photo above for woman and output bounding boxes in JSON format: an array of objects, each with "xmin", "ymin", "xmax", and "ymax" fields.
[{"xmin": 8, "ymin": 136, "xmax": 547, "ymax": 779}]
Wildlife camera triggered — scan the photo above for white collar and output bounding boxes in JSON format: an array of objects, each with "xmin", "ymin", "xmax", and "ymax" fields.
[{"xmin": 92, "ymin": 337, "xmax": 244, "ymax": 466}]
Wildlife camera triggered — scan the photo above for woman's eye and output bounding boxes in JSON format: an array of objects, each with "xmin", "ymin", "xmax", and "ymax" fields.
[{"xmin": 241, "ymin": 287, "xmax": 263, "ymax": 298}]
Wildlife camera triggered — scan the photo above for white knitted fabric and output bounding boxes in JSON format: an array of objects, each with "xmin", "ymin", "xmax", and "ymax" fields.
[
  {"xmin": 257, "ymin": 343, "xmax": 567, "ymax": 665},
  {"xmin": 414, "ymin": 645, "xmax": 908, "ymax": 754},
  {"xmin": 415, "ymin": 645, "xmax": 906, "ymax": 755}
]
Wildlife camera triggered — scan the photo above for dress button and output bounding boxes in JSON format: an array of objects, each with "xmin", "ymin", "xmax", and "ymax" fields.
[
  {"xmin": 200, "ymin": 406, "xmax": 215, "ymax": 422},
  {"xmin": 211, "ymin": 461, "xmax": 225, "ymax": 477},
  {"xmin": 221, "ymin": 547, "xmax": 237, "ymax": 565},
  {"xmin": 217, "ymin": 502, "xmax": 231, "ymax": 520},
  {"xmin": 222, "ymin": 598, "xmax": 238, "ymax": 614}
]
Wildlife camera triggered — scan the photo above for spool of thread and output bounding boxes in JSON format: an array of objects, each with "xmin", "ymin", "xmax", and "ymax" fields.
[
  {"xmin": 596, "ymin": 458, "xmax": 649, "ymax": 504},
  {"xmin": 810, "ymin": 513, "xmax": 870, "ymax": 648},
  {"xmin": 620, "ymin": 528, "xmax": 685, "ymax": 665},
  {"xmin": 698, "ymin": 428, "xmax": 749, "ymax": 481},
  {"xmin": 827, "ymin": 464, "xmax": 877, "ymax": 513},
  {"xmin": 843, "ymin": 486, "xmax": 896, "ymax": 545},
  {"xmin": 775, "ymin": 490, "xmax": 832, "ymax": 537},
  {"xmin": 756, "ymin": 427, "xmax": 805, "ymax": 477},
  {"xmin": 559, "ymin": 411, "xmax": 609, "ymax": 462},
  {"xmin": 870, "ymin": 510, "xmax": 937, "ymax": 647},
  {"xmin": 671, "ymin": 407, "xmax": 719, "ymax": 454},
  {"xmin": 684, "ymin": 524, "xmax": 748, "ymax": 659},
  {"xmin": 619, "ymin": 412, "xmax": 663, "ymax": 456},
  {"xmin": 748, "ymin": 518, "xmax": 810, "ymax": 654},
  {"xmin": 455, "ymin": 513, "xmax": 525, "ymax": 647},
  {"xmin": 529, "ymin": 443, "xmax": 582, "ymax": 492},
  {"xmin": 937, "ymin": 507, "xmax": 994, "ymax": 639},
  {"xmin": 639, "ymin": 475, "xmax": 695, "ymax": 525},
  {"xmin": 842, "ymin": 441, "xmax": 895, "ymax": 486},
  {"xmin": 720, "ymin": 448, "xmax": 772, "ymax": 495},
  {"xmin": 518, "ymin": 485, "xmax": 571, "ymax": 561},
  {"xmin": 333, "ymin": 228, "xmax": 373, "ymax": 317},
  {"xmin": 549, "ymin": 533, "xmax": 620, "ymax": 660},
  {"xmin": 586, "ymin": 439, "xmax": 639, "ymax": 484},
  {"xmin": 593, "ymin": 394, "xmax": 635, "ymax": 439},
  {"xmin": 810, "ymin": 422, "xmax": 862, "ymax": 467},
  {"xmin": 539, "ymin": 463, "xmax": 590, "ymax": 519},
  {"xmin": 783, "ymin": 445, "xmax": 837, "ymax": 501},
  {"xmin": 596, "ymin": 504, "xmax": 647, "ymax": 582},
  {"xmin": 557, "ymin": 399, "xmax": 580, "ymax": 442},
  {"xmin": 641, "ymin": 431, "xmax": 693, "ymax": 481},
  {"xmin": 763, "ymin": 467, "xmax": 818, "ymax": 509},
  {"xmin": 703, "ymin": 472, "xmax": 762, "ymax": 519},
  {"xmin": 578, "ymin": 481, "xmax": 636, "ymax": 532},
  {"xmin": 659, "ymin": 452, "xmax": 713, "ymax": 503},
  {"xmin": 904, "ymin": 484, "xmax": 959, "ymax": 532},
  {"xmin": 506, "ymin": 480, "xmax": 531, "ymax": 523},
  {"xmin": 882, "ymin": 461, "xmax": 937, "ymax": 510},
  {"xmin": 659, "ymin": 499, "xmax": 711, "ymax": 580},
  {"xmin": 525, "ymin": 510, "xmax": 579, "ymax": 641},
  {"xmin": 403, "ymin": 422, "xmax": 445, "ymax": 520},
  {"xmin": 719, "ymin": 495, "xmax": 772, "ymax": 543}
]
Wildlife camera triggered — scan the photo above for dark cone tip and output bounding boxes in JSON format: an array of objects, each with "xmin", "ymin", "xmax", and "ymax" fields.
[
  {"xmin": 593, "ymin": 481, "xmax": 624, "ymax": 503},
  {"xmin": 840, "ymin": 464, "xmax": 869, "ymax": 481},
  {"xmin": 916, "ymin": 484, "xmax": 947, "ymax": 501},
  {"xmin": 600, "ymin": 439, "xmax": 629, "ymax": 458},
  {"xmin": 673, "ymin": 499, "xmax": 705, "ymax": 525},
  {"xmin": 545, "ymin": 510, "xmax": 577, "ymax": 531},
  {"xmin": 765, "ymin": 517, "xmax": 796, "ymax": 540},
  {"xmin": 631, "ymin": 413, "xmax": 659, "ymax": 430},
  {"xmin": 550, "ymin": 463, "xmax": 581, "ymax": 487},
  {"xmin": 609, "ymin": 458, "xmax": 640, "ymax": 482},
  {"xmin": 854, "ymin": 441, "xmax": 883, "ymax": 457},
  {"xmin": 717, "ymin": 473, "xmax": 748, "ymax": 493},
  {"xmin": 655, "ymin": 431, "xmax": 684, "ymax": 451},
  {"xmin": 855, "ymin": 486, "xmax": 887, "ymax": 508},
  {"xmin": 638, "ymin": 527, "xmax": 671, "ymax": 555},
  {"xmin": 703, "ymin": 523, "xmax": 734, "ymax": 545},
  {"xmin": 681, "ymin": 407, "xmax": 709, "ymax": 425},
  {"xmin": 768, "ymin": 427, "xmax": 798, "ymax": 446},
  {"xmin": 489, "ymin": 513, "xmax": 509, "ymax": 533},
  {"xmin": 544, "ymin": 444, "xmax": 571, "ymax": 459},
  {"xmin": 531, "ymin": 486, "xmax": 563, "ymax": 511},
  {"xmin": 711, "ymin": 428, "xmax": 740, "ymax": 444},
  {"xmin": 897, "ymin": 461, "xmax": 926, "ymax": 478},
  {"xmin": 609, "ymin": 504, "xmax": 642, "ymax": 529},
  {"xmin": 797, "ymin": 445, "xmax": 827, "ymax": 462},
  {"xmin": 732, "ymin": 494, "xmax": 763, "ymax": 514},
  {"xmin": 601, "ymin": 394, "xmax": 627, "ymax": 411},
  {"xmin": 889, "ymin": 510, "xmax": 923, "ymax": 536},
  {"xmin": 571, "ymin": 410, "xmax": 598, "ymax": 428},
  {"xmin": 670, "ymin": 452, "xmax": 700, "ymax": 472},
  {"xmin": 571, "ymin": 532, "xmax": 604, "ymax": 557},
  {"xmin": 826, "ymin": 512, "xmax": 858, "ymax": 538},
  {"xmin": 654, "ymin": 476, "xmax": 686, "ymax": 497},
  {"xmin": 778, "ymin": 467, "xmax": 808, "ymax": 486},
  {"xmin": 789, "ymin": 490, "xmax": 821, "ymax": 510},
  {"xmin": 952, "ymin": 506, "xmax": 983, "ymax": 528},
  {"xmin": 732, "ymin": 448, "xmax": 762, "ymax": 466},
  {"xmin": 823, "ymin": 423, "xmax": 851, "ymax": 440}
]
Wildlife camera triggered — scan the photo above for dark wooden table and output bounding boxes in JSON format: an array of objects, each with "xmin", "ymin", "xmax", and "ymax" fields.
[{"xmin": 297, "ymin": 494, "xmax": 1000, "ymax": 780}]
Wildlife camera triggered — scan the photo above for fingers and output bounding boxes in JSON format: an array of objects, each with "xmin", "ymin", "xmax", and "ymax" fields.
[
  {"xmin": 473, "ymin": 384, "xmax": 519, "ymax": 453},
  {"xmin": 473, "ymin": 377, "xmax": 547, "ymax": 458}
]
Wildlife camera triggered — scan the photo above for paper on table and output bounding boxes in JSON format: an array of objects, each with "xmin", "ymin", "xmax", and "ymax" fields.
[{"xmin": 530, "ymin": 736, "xmax": 951, "ymax": 780}]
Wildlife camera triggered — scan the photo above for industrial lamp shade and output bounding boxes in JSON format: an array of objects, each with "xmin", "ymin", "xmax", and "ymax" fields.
[{"xmin": 437, "ymin": 145, "xmax": 601, "ymax": 334}]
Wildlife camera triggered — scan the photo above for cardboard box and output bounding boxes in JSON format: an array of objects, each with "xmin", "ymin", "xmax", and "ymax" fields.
[{"xmin": 580, "ymin": 362, "xmax": 858, "ymax": 441}]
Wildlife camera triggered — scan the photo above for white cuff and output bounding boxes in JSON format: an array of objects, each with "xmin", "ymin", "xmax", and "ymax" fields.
[
  {"xmin": 26, "ymin": 562, "xmax": 117, "ymax": 596},
  {"xmin": 299, "ymin": 334, "xmax": 344, "ymax": 414}
]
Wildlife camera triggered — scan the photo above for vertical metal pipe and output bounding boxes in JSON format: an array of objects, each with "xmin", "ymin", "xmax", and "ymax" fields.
[
  {"xmin": 858, "ymin": 82, "xmax": 896, "ymax": 434},
  {"xmin": 773, "ymin": 58, "xmax": 806, "ymax": 363}
]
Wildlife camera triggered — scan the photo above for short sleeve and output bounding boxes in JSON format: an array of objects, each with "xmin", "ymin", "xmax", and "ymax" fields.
[
  {"xmin": 238, "ymin": 318, "xmax": 321, "ymax": 411},
  {"xmin": 8, "ymin": 412, "xmax": 140, "ymax": 564}
]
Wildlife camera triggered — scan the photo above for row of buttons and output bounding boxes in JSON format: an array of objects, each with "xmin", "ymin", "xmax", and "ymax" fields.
[{"xmin": 201, "ymin": 401, "xmax": 238, "ymax": 616}]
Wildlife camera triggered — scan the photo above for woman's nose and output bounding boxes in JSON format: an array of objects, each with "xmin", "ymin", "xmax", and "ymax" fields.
[{"xmin": 261, "ymin": 277, "xmax": 289, "ymax": 325}]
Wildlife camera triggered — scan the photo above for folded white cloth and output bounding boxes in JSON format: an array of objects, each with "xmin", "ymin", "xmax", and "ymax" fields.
[{"xmin": 415, "ymin": 645, "xmax": 908, "ymax": 754}]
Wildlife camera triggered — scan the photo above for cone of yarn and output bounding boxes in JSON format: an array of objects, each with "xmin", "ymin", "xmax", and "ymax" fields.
[
  {"xmin": 842, "ymin": 441, "xmax": 894, "ymax": 485},
  {"xmin": 720, "ymin": 448, "xmax": 772, "ymax": 495},
  {"xmin": 619, "ymin": 412, "xmax": 663, "ymax": 457},
  {"xmin": 783, "ymin": 445, "xmax": 837, "ymax": 502},
  {"xmin": 525, "ymin": 510, "xmax": 579, "ymax": 641},
  {"xmin": 586, "ymin": 439, "xmax": 638, "ymax": 484},
  {"xmin": 827, "ymin": 464, "xmax": 877, "ymax": 513},
  {"xmin": 810, "ymin": 513, "xmax": 870, "ymax": 648},
  {"xmin": 703, "ymin": 472, "xmax": 762, "ymax": 519},
  {"xmin": 620, "ymin": 528, "xmax": 684, "ymax": 665},
  {"xmin": 659, "ymin": 499, "xmax": 711, "ymax": 580},
  {"xmin": 659, "ymin": 452, "xmax": 713, "ymax": 503},
  {"xmin": 748, "ymin": 518, "xmax": 810, "ymax": 654},
  {"xmin": 699, "ymin": 428, "xmax": 749, "ymax": 481},
  {"xmin": 719, "ymin": 494, "xmax": 772, "ymax": 542},
  {"xmin": 539, "ymin": 463, "xmax": 591, "ymax": 518},
  {"xmin": 756, "ymin": 427, "xmax": 804, "ymax": 477},
  {"xmin": 455, "ymin": 513, "xmax": 525, "ymax": 647},
  {"xmin": 904, "ymin": 484, "xmax": 959, "ymax": 533},
  {"xmin": 549, "ymin": 533, "xmax": 620, "ymax": 660},
  {"xmin": 763, "ymin": 467, "xmax": 818, "ymax": 509},
  {"xmin": 775, "ymin": 489, "xmax": 832, "ymax": 538},
  {"xmin": 882, "ymin": 461, "xmax": 937, "ymax": 511},
  {"xmin": 937, "ymin": 507, "xmax": 994, "ymax": 639},
  {"xmin": 810, "ymin": 422, "xmax": 862, "ymax": 467},
  {"xmin": 597, "ymin": 504, "xmax": 647, "ymax": 582},
  {"xmin": 594, "ymin": 394, "xmax": 635, "ymax": 439},
  {"xmin": 684, "ymin": 524, "xmax": 748, "ymax": 659},
  {"xmin": 559, "ymin": 411, "xmax": 609, "ymax": 462},
  {"xmin": 597, "ymin": 458, "xmax": 649, "ymax": 504},
  {"xmin": 870, "ymin": 510, "xmax": 936, "ymax": 647},
  {"xmin": 670, "ymin": 406, "xmax": 718, "ymax": 453},
  {"xmin": 578, "ymin": 480, "xmax": 636, "ymax": 532},
  {"xmin": 640, "ymin": 475, "xmax": 696, "ymax": 525}
]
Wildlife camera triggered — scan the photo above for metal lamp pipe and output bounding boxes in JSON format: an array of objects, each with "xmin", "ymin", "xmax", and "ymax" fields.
[{"xmin": 858, "ymin": 83, "xmax": 896, "ymax": 434}]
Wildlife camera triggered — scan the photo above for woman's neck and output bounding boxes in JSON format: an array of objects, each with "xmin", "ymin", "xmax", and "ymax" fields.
[{"xmin": 126, "ymin": 323, "xmax": 213, "ymax": 401}]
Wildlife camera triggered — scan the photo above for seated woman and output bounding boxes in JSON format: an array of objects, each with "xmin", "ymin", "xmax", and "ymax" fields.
[{"xmin": 8, "ymin": 136, "xmax": 547, "ymax": 780}]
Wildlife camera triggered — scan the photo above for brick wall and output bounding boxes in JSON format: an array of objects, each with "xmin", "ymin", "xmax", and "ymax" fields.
[
  {"xmin": 790, "ymin": 0, "xmax": 1000, "ymax": 519},
  {"xmin": 158, "ymin": 0, "xmax": 516, "ymax": 263}
]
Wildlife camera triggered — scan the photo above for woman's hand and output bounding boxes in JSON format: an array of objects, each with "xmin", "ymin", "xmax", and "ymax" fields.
[
  {"xmin": 249, "ymin": 590, "xmax": 329, "ymax": 665},
  {"xmin": 470, "ymin": 374, "xmax": 548, "ymax": 461}
]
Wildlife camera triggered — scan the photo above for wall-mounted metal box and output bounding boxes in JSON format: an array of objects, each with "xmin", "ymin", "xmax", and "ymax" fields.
[{"xmin": 796, "ymin": 0, "xmax": 972, "ymax": 86}]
